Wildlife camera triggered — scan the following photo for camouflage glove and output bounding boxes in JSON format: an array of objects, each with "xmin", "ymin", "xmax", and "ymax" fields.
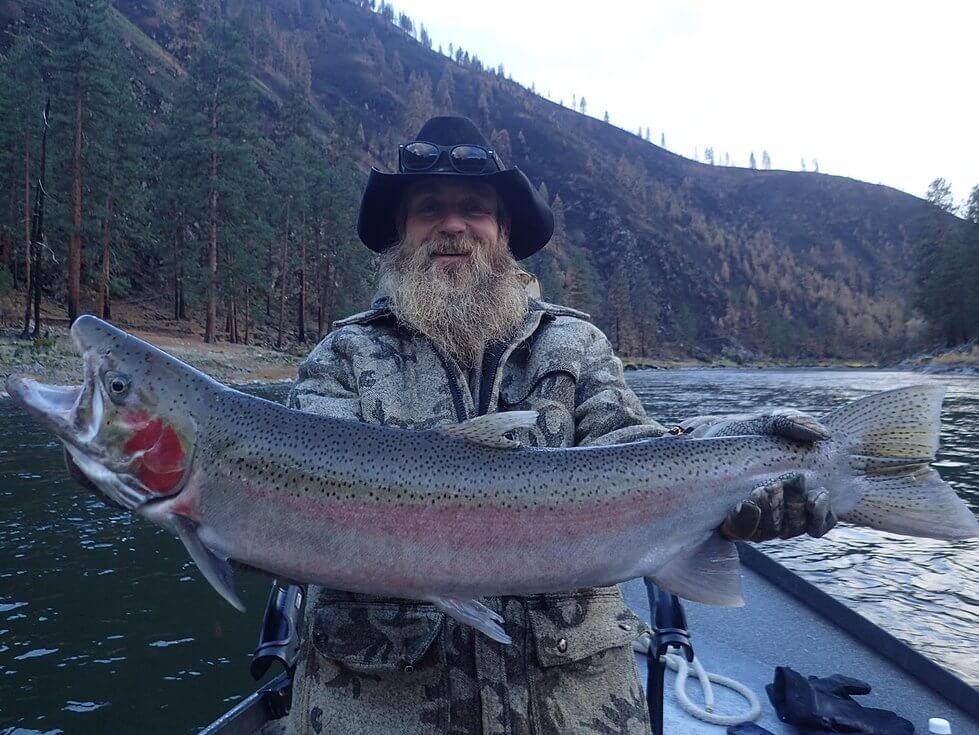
[
  {"xmin": 721, "ymin": 473, "xmax": 837, "ymax": 541},
  {"xmin": 677, "ymin": 408, "xmax": 831, "ymax": 443},
  {"xmin": 676, "ymin": 409, "xmax": 836, "ymax": 541}
]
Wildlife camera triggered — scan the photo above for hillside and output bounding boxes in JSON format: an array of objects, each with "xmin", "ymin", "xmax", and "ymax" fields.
[{"xmin": 0, "ymin": 0, "xmax": 953, "ymax": 359}]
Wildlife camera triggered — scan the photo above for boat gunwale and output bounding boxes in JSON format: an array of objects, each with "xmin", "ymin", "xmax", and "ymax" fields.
[{"xmin": 737, "ymin": 542, "xmax": 979, "ymax": 720}]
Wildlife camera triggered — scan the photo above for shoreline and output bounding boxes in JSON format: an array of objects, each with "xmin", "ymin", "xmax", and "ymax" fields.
[
  {"xmin": 3, "ymin": 323, "xmax": 977, "ymax": 400},
  {"xmin": 0, "ymin": 323, "xmax": 303, "ymax": 397}
]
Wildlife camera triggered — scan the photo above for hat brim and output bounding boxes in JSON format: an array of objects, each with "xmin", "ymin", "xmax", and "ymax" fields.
[{"xmin": 357, "ymin": 167, "xmax": 554, "ymax": 261}]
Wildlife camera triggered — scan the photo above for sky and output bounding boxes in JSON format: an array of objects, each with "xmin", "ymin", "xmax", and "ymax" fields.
[{"xmin": 392, "ymin": 0, "xmax": 978, "ymax": 207}]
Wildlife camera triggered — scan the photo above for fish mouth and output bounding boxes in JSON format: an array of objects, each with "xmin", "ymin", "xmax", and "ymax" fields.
[{"xmin": 6, "ymin": 375, "xmax": 85, "ymax": 437}]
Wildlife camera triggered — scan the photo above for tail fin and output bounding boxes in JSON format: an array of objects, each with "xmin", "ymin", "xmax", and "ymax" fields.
[{"xmin": 825, "ymin": 384, "xmax": 978, "ymax": 540}]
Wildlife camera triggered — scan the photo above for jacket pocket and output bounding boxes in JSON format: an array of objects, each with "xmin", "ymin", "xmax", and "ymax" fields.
[
  {"xmin": 529, "ymin": 589, "xmax": 646, "ymax": 666},
  {"xmin": 288, "ymin": 601, "xmax": 449, "ymax": 735},
  {"xmin": 310, "ymin": 601, "xmax": 444, "ymax": 674},
  {"xmin": 527, "ymin": 588, "xmax": 651, "ymax": 735}
]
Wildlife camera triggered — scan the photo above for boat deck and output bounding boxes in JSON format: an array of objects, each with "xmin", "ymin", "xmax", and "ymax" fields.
[
  {"xmin": 622, "ymin": 560, "xmax": 976, "ymax": 734},
  {"xmin": 210, "ymin": 548, "xmax": 978, "ymax": 735}
]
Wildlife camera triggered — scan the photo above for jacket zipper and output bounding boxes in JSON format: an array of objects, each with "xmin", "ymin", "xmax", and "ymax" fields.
[
  {"xmin": 436, "ymin": 352, "xmax": 469, "ymax": 422},
  {"xmin": 477, "ymin": 340, "xmax": 507, "ymax": 416}
]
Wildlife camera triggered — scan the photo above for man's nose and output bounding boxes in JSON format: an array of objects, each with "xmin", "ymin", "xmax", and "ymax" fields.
[{"xmin": 438, "ymin": 211, "xmax": 467, "ymax": 235}]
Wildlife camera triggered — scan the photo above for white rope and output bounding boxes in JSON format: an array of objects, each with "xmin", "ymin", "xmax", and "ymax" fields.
[{"xmin": 634, "ymin": 638, "xmax": 762, "ymax": 726}]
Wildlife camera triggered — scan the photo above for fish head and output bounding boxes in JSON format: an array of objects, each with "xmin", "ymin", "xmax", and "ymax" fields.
[{"xmin": 6, "ymin": 315, "xmax": 200, "ymax": 511}]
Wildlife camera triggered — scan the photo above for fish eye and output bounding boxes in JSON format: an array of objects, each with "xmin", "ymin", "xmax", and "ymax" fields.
[{"xmin": 104, "ymin": 372, "xmax": 131, "ymax": 400}]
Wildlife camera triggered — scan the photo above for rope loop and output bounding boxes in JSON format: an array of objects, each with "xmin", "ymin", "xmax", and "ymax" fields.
[{"xmin": 661, "ymin": 652, "xmax": 761, "ymax": 726}]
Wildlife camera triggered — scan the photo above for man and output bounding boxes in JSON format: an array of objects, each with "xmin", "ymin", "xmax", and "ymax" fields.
[{"xmin": 284, "ymin": 116, "xmax": 835, "ymax": 735}]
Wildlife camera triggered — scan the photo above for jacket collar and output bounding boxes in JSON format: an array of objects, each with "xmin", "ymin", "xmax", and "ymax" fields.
[{"xmin": 331, "ymin": 296, "xmax": 590, "ymax": 330}]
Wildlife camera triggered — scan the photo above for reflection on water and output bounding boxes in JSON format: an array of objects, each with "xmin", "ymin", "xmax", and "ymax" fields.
[
  {"xmin": 0, "ymin": 371, "xmax": 976, "ymax": 734},
  {"xmin": 0, "ymin": 387, "xmax": 279, "ymax": 735},
  {"xmin": 628, "ymin": 369, "xmax": 979, "ymax": 689}
]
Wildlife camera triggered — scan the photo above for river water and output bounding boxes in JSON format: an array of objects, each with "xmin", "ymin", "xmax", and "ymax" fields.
[{"xmin": 0, "ymin": 369, "xmax": 976, "ymax": 734}]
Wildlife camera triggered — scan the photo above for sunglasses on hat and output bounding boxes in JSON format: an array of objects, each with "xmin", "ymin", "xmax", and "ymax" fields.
[{"xmin": 399, "ymin": 141, "xmax": 504, "ymax": 175}]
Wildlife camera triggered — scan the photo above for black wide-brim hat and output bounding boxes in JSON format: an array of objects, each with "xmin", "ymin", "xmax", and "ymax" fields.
[{"xmin": 357, "ymin": 116, "xmax": 554, "ymax": 260}]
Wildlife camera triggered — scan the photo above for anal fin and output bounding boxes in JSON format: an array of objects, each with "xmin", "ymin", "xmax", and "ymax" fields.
[
  {"xmin": 650, "ymin": 533, "xmax": 744, "ymax": 606},
  {"xmin": 171, "ymin": 515, "xmax": 245, "ymax": 612},
  {"xmin": 427, "ymin": 596, "xmax": 512, "ymax": 644}
]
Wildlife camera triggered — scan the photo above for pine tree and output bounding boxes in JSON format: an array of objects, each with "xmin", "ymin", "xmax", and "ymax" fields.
[
  {"xmin": 47, "ymin": 0, "xmax": 119, "ymax": 324},
  {"xmin": 761, "ymin": 150, "xmax": 771, "ymax": 169},
  {"xmin": 419, "ymin": 24, "xmax": 431, "ymax": 48},
  {"xmin": 564, "ymin": 248, "xmax": 598, "ymax": 316},
  {"xmin": 404, "ymin": 71, "xmax": 434, "ymax": 136},
  {"xmin": 607, "ymin": 263, "xmax": 635, "ymax": 353},
  {"xmin": 93, "ymin": 49, "xmax": 149, "ymax": 321},
  {"xmin": 531, "ymin": 253, "xmax": 565, "ymax": 304},
  {"xmin": 435, "ymin": 70, "xmax": 454, "ymax": 113},
  {"xmin": 603, "ymin": 110, "xmax": 610, "ymax": 123},
  {"xmin": 184, "ymin": 21, "xmax": 266, "ymax": 343},
  {"xmin": 631, "ymin": 273, "xmax": 659, "ymax": 356},
  {"xmin": 550, "ymin": 193, "xmax": 567, "ymax": 248},
  {"xmin": 0, "ymin": 33, "xmax": 46, "ymax": 330},
  {"xmin": 398, "ymin": 12, "xmax": 414, "ymax": 35},
  {"xmin": 914, "ymin": 178, "xmax": 964, "ymax": 344},
  {"xmin": 579, "ymin": 97, "xmax": 587, "ymax": 114},
  {"xmin": 391, "ymin": 50, "xmax": 405, "ymax": 80},
  {"xmin": 965, "ymin": 185, "xmax": 979, "ymax": 224},
  {"xmin": 169, "ymin": 0, "xmax": 205, "ymax": 62},
  {"xmin": 279, "ymin": 80, "xmax": 312, "ymax": 139},
  {"xmin": 749, "ymin": 151, "xmax": 757, "ymax": 169}
]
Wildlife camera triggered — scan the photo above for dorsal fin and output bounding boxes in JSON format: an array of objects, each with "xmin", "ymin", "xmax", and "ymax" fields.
[{"xmin": 439, "ymin": 411, "xmax": 538, "ymax": 449}]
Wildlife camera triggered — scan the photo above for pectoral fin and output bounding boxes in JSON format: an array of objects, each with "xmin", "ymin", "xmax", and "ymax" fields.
[
  {"xmin": 650, "ymin": 533, "xmax": 744, "ymax": 606},
  {"xmin": 427, "ymin": 596, "xmax": 512, "ymax": 644},
  {"xmin": 171, "ymin": 515, "xmax": 245, "ymax": 612},
  {"xmin": 439, "ymin": 411, "xmax": 538, "ymax": 449}
]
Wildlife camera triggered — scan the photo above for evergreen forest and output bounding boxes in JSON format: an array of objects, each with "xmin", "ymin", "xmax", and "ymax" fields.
[{"xmin": 0, "ymin": 0, "xmax": 975, "ymax": 359}]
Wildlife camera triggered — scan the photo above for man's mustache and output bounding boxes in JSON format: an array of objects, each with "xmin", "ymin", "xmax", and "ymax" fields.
[{"xmin": 422, "ymin": 236, "xmax": 479, "ymax": 257}]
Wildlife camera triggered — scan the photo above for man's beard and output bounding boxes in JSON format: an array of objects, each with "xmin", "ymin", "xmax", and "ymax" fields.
[{"xmin": 379, "ymin": 233, "xmax": 529, "ymax": 367}]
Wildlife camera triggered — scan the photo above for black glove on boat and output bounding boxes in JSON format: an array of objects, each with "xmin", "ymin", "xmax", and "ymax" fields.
[
  {"xmin": 766, "ymin": 666, "xmax": 914, "ymax": 735},
  {"xmin": 679, "ymin": 409, "xmax": 837, "ymax": 541},
  {"xmin": 727, "ymin": 725, "xmax": 776, "ymax": 735}
]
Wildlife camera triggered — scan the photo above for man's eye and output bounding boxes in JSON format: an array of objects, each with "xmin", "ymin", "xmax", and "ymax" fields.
[
  {"xmin": 466, "ymin": 205, "xmax": 491, "ymax": 216},
  {"xmin": 415, "ymin": 203, "xmax": 440, "ymax": 216}
]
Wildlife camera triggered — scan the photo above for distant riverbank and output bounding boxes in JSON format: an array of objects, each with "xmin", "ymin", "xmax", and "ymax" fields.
[
  {"xmin": 0, "ymin": 323, "xmax": 302, "ymax": 394},
  {"xmin": 891, "ymin": 341, "xmax": 979, "ymax": 375},
  {"xmin": 3, "ymin": 313, "xmax": 976, "ymax": 396}
]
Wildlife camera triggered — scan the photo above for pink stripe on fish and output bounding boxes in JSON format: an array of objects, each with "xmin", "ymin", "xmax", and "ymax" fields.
[{"xmin": 237, "ymin": 479, "xmax": 683, "ymax": 550}]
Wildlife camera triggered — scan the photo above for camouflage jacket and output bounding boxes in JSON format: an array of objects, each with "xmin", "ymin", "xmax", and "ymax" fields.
[{"xmin": 284, "ymin": 297, "xmax": 667, "ymax": 735}]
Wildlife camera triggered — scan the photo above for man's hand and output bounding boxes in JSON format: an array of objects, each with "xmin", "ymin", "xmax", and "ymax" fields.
[
  {"xmin": 721, "ymin": 474, "xmax": 837, "ymax": 541},
  {"xmin": 677, "ymin": 408, "xmax": 837, "ymax": 541},
  {"xmin": 678, "ymin": 408, "xmax": 831, "ymax": 443}
]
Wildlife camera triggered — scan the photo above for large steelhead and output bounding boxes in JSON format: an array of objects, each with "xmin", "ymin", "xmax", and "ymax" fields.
[{"xmin": 7, "ymin": 316, "xmax": 978, "ymax": 642}]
